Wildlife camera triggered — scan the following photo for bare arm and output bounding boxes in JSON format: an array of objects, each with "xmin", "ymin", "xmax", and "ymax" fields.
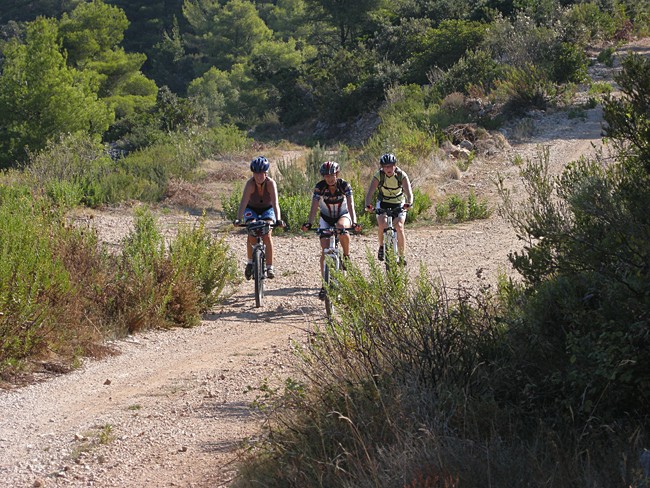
[
  {"xmin": 307, "ymin": 195, "xmax": 320, "ymax": 225},
  {"xmin": 364, "ymin": 176, "xmax": 379, "ymax": 208},
  {"xmin": 237, "ymin": 179, "xmax": 254, "ymax": 221},
  {"xmin": 268, "ymin": 179, "xmax": 281, "ymax": 222},
  {"xmin": 346, "ymin": 193, "xmax": 357, "ymax": 223},
  {"xmin": 403, "ymin": 175, "xmax": 413, "ymax": 206}
]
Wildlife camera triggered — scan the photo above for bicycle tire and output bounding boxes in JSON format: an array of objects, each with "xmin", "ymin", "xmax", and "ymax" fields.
[
  {"xmin": 253, "ymin": 247, "xmax": 264, "ymax": 308},
  {"xmin": 384, "ymin": 229, "xmax": 395, "ymax": 271},
  {"xmin": 391, "ymin": 228, "xmax": 399, "ymax": 265},
  {"xmin": 323, "ymin": 261, "xmax": 334, "ymax": 318}
]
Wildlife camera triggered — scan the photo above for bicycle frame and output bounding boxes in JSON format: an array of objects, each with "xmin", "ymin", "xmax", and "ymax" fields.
[
  {"xmin": 375, "ymin": 206, "xmax": 404, "ymax": 269},
  {"xmin": 317, "ymin": 228, "xmax": 341, "ymax": 273},
  {"xmin": 315, "ymin": 227, "xmax": 354, "ymax": 318},
  {"xmin": 238, "ymin": 220, "xmax": 273, "ymax": 308}
]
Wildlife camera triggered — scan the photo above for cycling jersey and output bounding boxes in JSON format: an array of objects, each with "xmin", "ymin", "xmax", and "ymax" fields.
[
  {"xmin": 312, "ymin": 179, "xmax": 353, "ymax": 225},
  {"xmin": 373, "ymin": 167, "xmax": 407, "ymax": 205}
]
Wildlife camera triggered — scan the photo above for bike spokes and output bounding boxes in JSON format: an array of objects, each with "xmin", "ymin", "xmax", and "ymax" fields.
[{"xmin": 253, "ymin": 249, "xmax": 264, "ymax": 307}]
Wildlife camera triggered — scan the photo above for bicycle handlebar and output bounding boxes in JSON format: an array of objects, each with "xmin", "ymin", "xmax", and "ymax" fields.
[
  {"xmin": 370, "ymin": 206, "xmax": 407, "ymax": 218},
  {"xmin": 234, "ymin": 220, "xmax": 287, "ymax": 229},
  {"xmin": 314, "ymin": 226, "xmax": 358, "ymax": 237}
]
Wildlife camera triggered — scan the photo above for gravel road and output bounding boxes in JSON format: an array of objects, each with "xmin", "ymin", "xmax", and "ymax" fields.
[{"xmin": 1, "ymin": 39, "xmax": 639, "ymax": 486}]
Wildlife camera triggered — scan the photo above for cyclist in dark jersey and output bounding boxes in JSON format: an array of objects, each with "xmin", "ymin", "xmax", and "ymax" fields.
[
  {"xmin": 235, "ymin": 156, "xmax": 284, "ymax": 279},
  {"xmin": 302, "ymin": 161, "xmax": 360, "ymax": 299}
]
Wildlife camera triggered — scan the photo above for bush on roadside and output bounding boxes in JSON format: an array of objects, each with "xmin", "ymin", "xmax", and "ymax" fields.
[
  {"xmin": 435, "ymin": 191, "xmax": 490, "ymax": 223},
  {"xmin": 491, "ymin": 64, "xmax": 555, "ymax": 114},
  {"xmin": 233, "ymin": 36, "xmax": 650, "ymax": 488},
  {"xmin": 435, "ymin": 49, "xmax": 503, "ymax": 97},
  {"xmin": 26, "ymin": 126, "xmax": 250, "ymax": 209},
  {"xmin": 546, "ymin": 42, "xmax": 589, "ymax": 84},
  {"xmin": 0, "ymin": 196, "xmax": 237, "ymax": 378}
]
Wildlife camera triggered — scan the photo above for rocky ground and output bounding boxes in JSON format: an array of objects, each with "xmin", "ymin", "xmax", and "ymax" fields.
[{"xmin": 1, "ymin": 38, "xmax": 647, "ymax": 488}]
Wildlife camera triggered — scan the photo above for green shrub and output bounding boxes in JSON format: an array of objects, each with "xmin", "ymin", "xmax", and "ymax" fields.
[
  {"xmin": 0, "ymin": 196, "xmax": 239, "ymax": 375},
  {"xmin": 482, "ymin": 14, "xmax": 557, "ymax": 68},
  {"xmin": 499, "ymin": 124, "xmax": 650, "ymax": 421},
  {"xmin": 169, "ymin": 216, "xmax": 238, "ymax": 311},
  {"xmin": 436, "ymin": 49, "xmax": 503, "ymax": 97},
  {"xmin": 361, "ymin": 84, "xmax": 441, "ymax": 168},
  {"xmin": 588, "ymin": 81, "xmax": 614, "ymax": 96},
  {"xmin": 121, "ymin": 206, "xmax": 166, "ymax": 276},
  {"xmin": 597, "ymin": 46, "xmax": 616, "ymax": 67},
  {"xmin": 0, "ymin": 191, "xmax": 70, "ymax": 367},
  {"xmin": 492, "ymin": 64, "xmax": 555, "ymax": 114},
  {"xmin": 197, "ymin": 125, "xmax": 251, "ymax": 158},
  {"xmin": 221, "ymin": 182, "xmax": 243, "ymax": 222},
  {"xmin": 409, "ymin": 19, "xmax": 488, "ymax": 83},
  {"xmin": 562, "ymin": 2, "xmax": 617, "ymax": 44},
  {"xmin": 406, "ymin": 188, "xmax": 433, "ymax": 224},
  {"xmin": 45, "ymin": 179, "xmax": 85, "ymax": 208},
  {"xmin": 275, "ymin": 156, "xmax": 313, "ymax": 198},
  {"xmin": 435, "ymin": 191, "xmax": 490, "ymax": 223},
  {"xmin": 277, "ymin": 193, "xmax": 310, "ymax": 230},
  {"xmin": 26, "ymin": 131, "xmax": 209, "ymax": 208},
  {"xmin": 547, "ymin": 42, "xmax": 589, "ymax": 84},
  {"xmin": 234, "ymin": 264, "xmax": 508, "ymax": 487}
]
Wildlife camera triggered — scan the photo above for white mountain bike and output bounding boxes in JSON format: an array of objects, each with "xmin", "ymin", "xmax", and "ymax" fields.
[
  {"xmin": 374, "ymin": 206, "xmax": 406, "ymax": 270},
  {"xmin": 314, "ymin": 227, "xmax": 355, "ymax": 319}
]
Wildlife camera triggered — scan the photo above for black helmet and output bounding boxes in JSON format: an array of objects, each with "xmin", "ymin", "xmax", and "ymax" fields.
[
  {"xmin": 250, "ymin": 156, "xmax": 270, "ymax": 173},
  {"xmin": 380, "ymin": 153, "xmax": 397, "ymax": 166},
  {"xmin": 320, "ymin": 161, "xmax": 340, "ymax": 175}
]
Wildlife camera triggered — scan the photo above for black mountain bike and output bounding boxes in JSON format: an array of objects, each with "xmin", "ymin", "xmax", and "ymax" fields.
[{"xmin": 236, "ymin": 220, "xmax": 283, "ymax": 308}]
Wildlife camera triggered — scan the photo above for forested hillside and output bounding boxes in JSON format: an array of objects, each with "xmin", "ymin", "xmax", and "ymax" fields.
[{"xmin": 1, "ymin": 0, "xmax": 648, "ymax": 168}]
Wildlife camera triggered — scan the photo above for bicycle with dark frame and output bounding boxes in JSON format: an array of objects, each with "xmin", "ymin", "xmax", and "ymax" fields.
[{"xmin": 235, "ymin": 220, "xmax": 285, "ymax": 307}]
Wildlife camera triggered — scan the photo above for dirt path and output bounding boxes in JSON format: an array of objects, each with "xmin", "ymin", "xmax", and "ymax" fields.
[{"xmin": 2, "ymin": 40, "xmax": 646, "ymax": 487}]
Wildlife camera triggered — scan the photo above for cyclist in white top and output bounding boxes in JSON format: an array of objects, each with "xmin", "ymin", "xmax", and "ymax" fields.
[
  {"xmin": 364, "ymin": 153, "xmax": 413, "ymax": 265},
  {"xmin": 302, "ymin": 161, "xmax": 360, "ymax": 299}
]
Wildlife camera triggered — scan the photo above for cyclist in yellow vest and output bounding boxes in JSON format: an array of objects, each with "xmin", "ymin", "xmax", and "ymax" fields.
[{"xmin": 364, "ymin": 153, "xmax": 413, "ymax": 265}]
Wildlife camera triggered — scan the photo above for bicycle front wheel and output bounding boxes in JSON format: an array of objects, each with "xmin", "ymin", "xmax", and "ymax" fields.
[
  {"xmin": 323, "ymin": 261, "xmax": 335, "ymax": 319},
  {"xmin": 384, "ymin": 230, "xmax": 396, "ymax": 270},
  {"xmin": 253, "ymin": 248, "xmax": 264, "ymax": 307}
]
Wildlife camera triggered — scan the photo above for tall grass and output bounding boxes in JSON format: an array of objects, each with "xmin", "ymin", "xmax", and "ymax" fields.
[
  {"xmin": 0, "ymin": 186, "xmax": 74, "ymax": 368},
  {"xmin": 0, "ymin": 192, "xmax": 237, "ymax": 378},
  {"xmin": 435, "ymin": 191, "xmax": 491, "ymax": 223},
  {"xmin": 234, "ymin": 260, "xmax": 647, "ymax": 487},
  {"xmin": 26, "ymin": 127, "xmax": 251, "ymax": 208}
]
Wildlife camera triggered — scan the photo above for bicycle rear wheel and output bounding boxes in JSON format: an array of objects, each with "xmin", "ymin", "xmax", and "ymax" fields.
[{"xmin": 253, "ymin": 248, "xmax": 264, "ymax": 307}]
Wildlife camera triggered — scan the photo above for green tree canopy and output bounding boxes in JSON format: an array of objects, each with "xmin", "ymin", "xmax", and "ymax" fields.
[
  {"xmin": 59, "ymin": 1, "xmax": 158, "ymax": 120},
  {"xmin": 58, "ymin": 0, "xmax": 128, "ymax": 65},
  {"xmin": 0, "ymin": 0, "xmax": 82, "ymax": 24},
  {"xmin": 305, "ymin": 0, "xmax": 386, "ymax": 47},
  {"xmin": 183, "ymin": 0, "xmax": 273, "ymax": 72},
  {"xmin": 0, "ymin": 17, "xmax": 113, "ymax": 167}
]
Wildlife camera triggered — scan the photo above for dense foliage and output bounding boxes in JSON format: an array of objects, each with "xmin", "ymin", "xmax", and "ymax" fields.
[
  {"xmin": 0, "ymin": 194, "xmax": 238, "ymax": 377},
  {"xmin": 234, "ymin": 52, "xmax": 650, "ymax": 487},
  {"xmin": 1, "ymin": 0, "xmax": 648, "ymax": 167}
]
